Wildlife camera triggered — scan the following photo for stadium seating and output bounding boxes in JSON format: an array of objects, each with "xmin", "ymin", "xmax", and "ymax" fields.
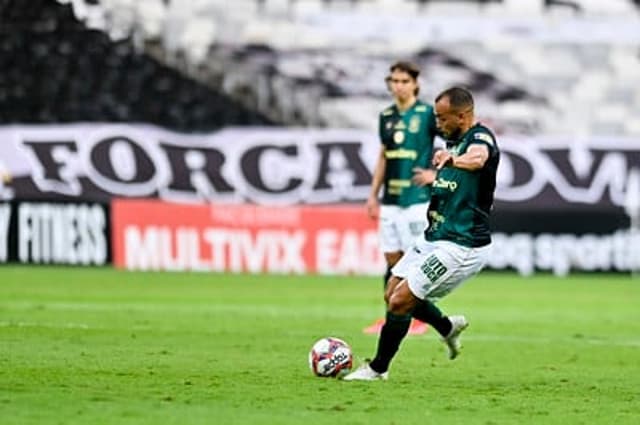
[
  {"xmin": 2, "ymin": 0, "xmax": 640, "ymax": 137},
  {"xmin": 112, "ymin": 0, "xmax": 640, "ymax": 136},
  {"xmin": 0, "ymin": 0, "xmax": 274, "ymax": 130}
]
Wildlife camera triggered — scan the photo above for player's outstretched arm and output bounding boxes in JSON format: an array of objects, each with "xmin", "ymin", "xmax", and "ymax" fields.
[{"xmin": 434, "ymin": 144, "xmax": 489, "ymax": 171}]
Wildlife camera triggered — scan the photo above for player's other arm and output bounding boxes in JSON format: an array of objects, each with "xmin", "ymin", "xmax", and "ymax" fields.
[
  {"xmin": 366, "ymin": 146, "xmax": 386, "ymax": 219},
  {"xmin": 433, "ymin": 144, "xmax": 489, "ymax": 171},
  {"xmin": 411, "ymin": 166, "xmax": 436, "ymax": 186}
]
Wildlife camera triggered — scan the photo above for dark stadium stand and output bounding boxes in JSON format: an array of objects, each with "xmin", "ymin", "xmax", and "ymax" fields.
[
  {"xmin": 0, "ymin": 0, "xmax": 275, "ymax": 131},
  {"xmin": 1, "ymin": 0, "xmax": 639, "ymax": 135}
]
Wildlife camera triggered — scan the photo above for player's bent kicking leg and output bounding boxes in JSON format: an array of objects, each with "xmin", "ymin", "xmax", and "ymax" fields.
[
  {"xmin": 393, "ymin": 239, "xmax": 489, "ymax": 359},
  {"xmin": 405, "ymin": 240, "xmax": 489, "ymax": 359},
  {"xmin": 442, "ymin": 315, "xmax": 469, "ymax": 360}
]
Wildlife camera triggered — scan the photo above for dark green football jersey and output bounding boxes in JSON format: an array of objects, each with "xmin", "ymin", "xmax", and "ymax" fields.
[
  {"xmin": 379, "ymin": 100, "xmax": 437, "ymax": 207},
  {"xmin": 425, "ymin": 123, "xmax": 500, "ymax": 247}
]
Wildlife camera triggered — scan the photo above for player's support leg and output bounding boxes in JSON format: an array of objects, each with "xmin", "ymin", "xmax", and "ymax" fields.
[
  {"xmin": 362, "ymin": 265, "xmax": 395, "ymax": 335},
  {"xmin": 368, "ymin": 312, "xmax": 412, "ymax": 372},
  {"xmin": 364, "ymin": 265, "xmax": 427, "ymax": 335},
  {"xmin": 345, "ymin": 312, "xmax": 411, "ymax": 380}
]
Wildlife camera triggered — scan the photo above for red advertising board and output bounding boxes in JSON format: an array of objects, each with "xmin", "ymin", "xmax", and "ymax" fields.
[{"xmin": 112, "ymin": 199, "xmax": 384, "ymax": 275}]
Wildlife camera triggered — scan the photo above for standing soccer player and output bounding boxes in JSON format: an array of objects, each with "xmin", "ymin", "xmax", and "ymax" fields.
[
  {"xmin": 364, "ymin": 61, "xmax": 438, "ymax": 336},
  {"xmin": 345, "ymin": 86, "xmax": 500, "ymax": 380}
]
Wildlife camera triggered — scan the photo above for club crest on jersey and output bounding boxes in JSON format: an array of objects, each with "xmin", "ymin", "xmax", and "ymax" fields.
[
  {"xmin": 409, "ymin": 116, "xmax": 421, "ymax": 133},
  {"xmin": 393, "ymin": 131, "xmax": 405, "ymax": 144}
]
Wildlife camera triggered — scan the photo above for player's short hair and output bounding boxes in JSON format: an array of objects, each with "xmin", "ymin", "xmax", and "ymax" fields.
[
  {"xmin": 389, "ymin": 60, "xmax": 420, "ymax": 80},
  {"xmin": 389, "ymin": 61, "xmax": 420, "ymax": 95},
  {"xmin": 436, "ymin": 86, "xmax": 474, "ymax": 112}
]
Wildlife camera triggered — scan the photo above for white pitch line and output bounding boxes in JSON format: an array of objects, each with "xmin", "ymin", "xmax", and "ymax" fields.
[
  {"xmin": 0, "ymin": 320, "xmax": 156, "ymax": 331},
  {"xmin": 0, "ymin": 321, "xmax": 90, "ymax": 329},
  {"xmin": 0, "ymin": 301, "xmax": 377, "ymax": 318},
  {"xmin": 1, "ymin": 321, "xmax": 639, "ymax": 348},
  {"xmin": 462, "ymin": 334, "xmax": 640, "ymax": 348}
]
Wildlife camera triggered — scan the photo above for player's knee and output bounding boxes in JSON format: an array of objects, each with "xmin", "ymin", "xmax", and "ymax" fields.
[
  {"xmin": 388, "ymin": 293, "xmax": 412, "ymax": 316},
  {"xmin": 384, "ymin": 276, "xmax": 401, "ymax": 303},
  {"xmin": 383, "ymin": 288, "xmax": 393, "ymax": 305},
  {"xmin": 385, "ymin": 251, "xmax": 402, "ymax": 267}
]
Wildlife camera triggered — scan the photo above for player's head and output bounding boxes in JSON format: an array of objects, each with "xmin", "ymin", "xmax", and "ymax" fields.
[
  {"xmin": 388, "ymin": 60, "xmax": 420, "ymax": 100},
  {"xmin": 434, "ymin": 86, "xmax": 475, "ymax": 141}
]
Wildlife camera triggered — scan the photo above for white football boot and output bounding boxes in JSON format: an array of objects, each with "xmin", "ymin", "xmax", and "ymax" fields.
[
  {"xmin": 443, "ymin": 315, "xmax": 469, "ymax": 360},
  {"xmin": 342, "ymin": 363, "xmax": 389, "ymax": 381}
]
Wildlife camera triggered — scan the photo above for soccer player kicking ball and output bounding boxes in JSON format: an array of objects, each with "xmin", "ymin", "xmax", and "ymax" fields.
[{"xmin": 344, "ymin": 87, "xmax": 500, "ymax": 381}]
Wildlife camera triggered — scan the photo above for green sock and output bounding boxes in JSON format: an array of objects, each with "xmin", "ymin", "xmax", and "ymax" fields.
[
  {"xmin": 411, "ymin": 300, "xmax": 452, "ymax": 337},
  {"xmin": 369, "ymin": 312, "xmax": 411, "ymax": 373}
]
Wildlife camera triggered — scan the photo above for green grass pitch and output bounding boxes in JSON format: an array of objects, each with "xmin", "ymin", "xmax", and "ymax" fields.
[{"xmin": 1, "ymin": 266, "xmax": 639, "ymax": 424}]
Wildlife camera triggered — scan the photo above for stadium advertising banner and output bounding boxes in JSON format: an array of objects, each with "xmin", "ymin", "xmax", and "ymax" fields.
[
  {"xmin": 111, "ymin": 199, "xmax": 640, "ymax": 276},
  {"xmin": 1, "ymin": 124, "xmax": 638, "ymax": 211},
  {"xmin": 111, "ymin": 199, "xmax": 384, "ymax": 275},
  {"xmin": 2, "ymin": 124, "xmax": 639, "ymax": 274},
  {"xmin": 0, "ymin": 201, "xmax": 109, "ymax": 265}
]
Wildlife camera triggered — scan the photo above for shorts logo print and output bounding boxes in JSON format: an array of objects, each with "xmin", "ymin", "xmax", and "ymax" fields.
[{"xmin": 420, "ymin": 254, "xmax": 448, "ymax": 283}]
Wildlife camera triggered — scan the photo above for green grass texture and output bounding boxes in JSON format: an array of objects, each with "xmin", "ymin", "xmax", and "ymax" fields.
[{"xmin": 1, "ymin": 266, "xmax": 639, "ymax": 425}]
